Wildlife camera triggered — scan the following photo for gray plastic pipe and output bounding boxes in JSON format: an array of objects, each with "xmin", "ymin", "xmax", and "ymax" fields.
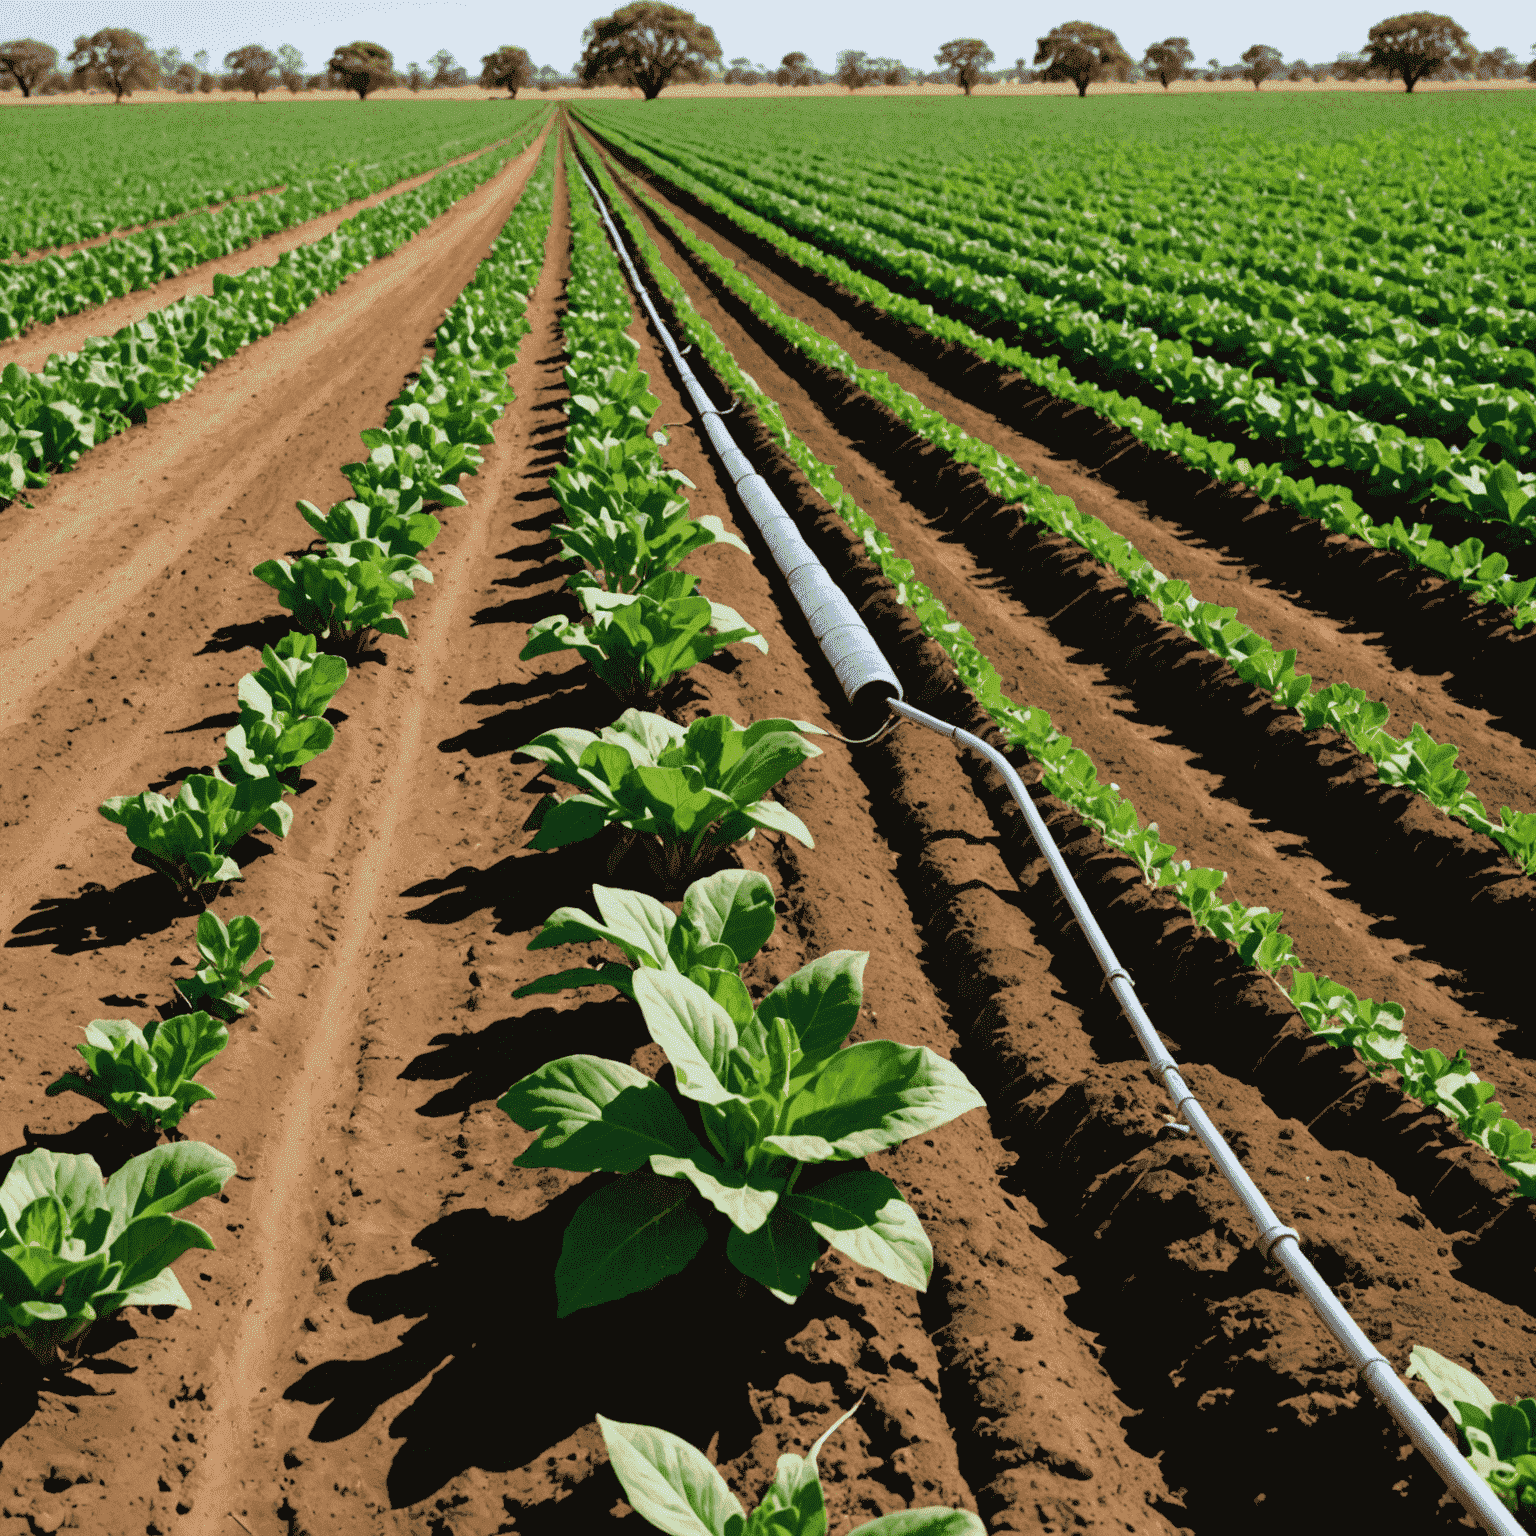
[
  {"xmin": 574, "ymin": 143, "xmax": 1521, "ymax": 1536},
  {"xmin": 575, "ymin": 155, "xmax": 902, "ymax": 731},
  {"xmin": 888, "ymin": 699, "xmax": 1524, "ymax": 1536}
]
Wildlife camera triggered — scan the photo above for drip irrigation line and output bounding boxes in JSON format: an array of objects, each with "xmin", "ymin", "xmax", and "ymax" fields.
[{"xmin": 571, "ymin": 133, "xmax": 1521, "ymax": 1536}]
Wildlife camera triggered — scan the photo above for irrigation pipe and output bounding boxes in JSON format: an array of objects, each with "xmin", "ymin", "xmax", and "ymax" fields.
[{"xmin": 573, "ymin": 139, "xmax": 1523, "ymax": 1536}]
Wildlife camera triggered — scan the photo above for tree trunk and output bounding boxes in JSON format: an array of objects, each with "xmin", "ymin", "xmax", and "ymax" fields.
[{"xmin": 1076, "ymin": 78, "xmax": 1089, "ymax": 96}]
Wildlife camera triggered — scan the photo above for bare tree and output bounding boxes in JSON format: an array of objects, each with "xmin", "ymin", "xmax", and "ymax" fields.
[
  {"xmin": 68, "ymin": 29, "xmax": 159, "ymax": 100},
  {"xmin": 0, "ymin": 38, "xmax": 58, "ymax": 96},
  {"xmin": 934, "ymin": 38, "xmax": 994, "ymax": 94}
]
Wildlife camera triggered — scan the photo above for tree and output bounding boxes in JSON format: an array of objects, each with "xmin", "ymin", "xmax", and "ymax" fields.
[
  {"xmin": 67, "ymin": 29, "xmax": 158, "ymax": 100},
  {"xmin": 0, "ymin": 38, "xmax": 58, "ymax": 96},
  {"xmin": 835, "ymin": 49, "xmax": 875, "ymax": 89},
  {"xmin": 328, "ymin": 40, "xmax": 393, "ymax": 98},
  {"xmin": 480, "ymin": 45, "xmax": 534, "ymax": 96},
  {"xmin": 224, "ymin": 44, "xmax": 278, "ymax": 100},
  {"xmin": 871, "ymin": 57, "xmax": 912, "ymax": 85},
  {"xmin": 277, "ymin": 44, "xmax": 305, "ymax": 92},
  {"xmin": 1528, "ymin": 43, "xmax": 1536, "ymax": 82},
  {"xmin": 405, "ymin": 61, "xmax": 426, "ymax": 91},
  {"xmin": 934, "ymin": 38, "xmax": 994, "ymax": 94},
  {"xmin": 1364, "ymin": 12, "xmax": 1475, "ymax": 90},
  {"xmin": 428, "ymin": 49, "xmax": 468, "ymax": 87},
  {"xmin": 578, "ymin": 4, "xmax": 721, "ymax": 99},
  {"xmin": 776, "ymin": 50, "xmax": 818, "ymax": 86},
  {"xmin": 1241, "ymin": 43, "xmax": 1284, "ymax": 87},
  {"xmin": 1472, "ymin": 45, "xmax": 1522, "ymax": 77},
  {"xmin": 1033, "ymin": 22, "xmax": 1132, "ymax": 96},
  {"xmin": 1143, "ymin": 36, "xmax": 1193, "ymax": 87}
]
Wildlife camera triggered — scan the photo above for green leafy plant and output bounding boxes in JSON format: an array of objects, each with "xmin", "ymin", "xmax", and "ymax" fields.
[
  {"xmin": 296, "ymin": 495, "xmax": 442, "ymax": 565},
  {"xmin": 1408, "ymin": 1346, "xmax": 1536, "ymax": 1519},
  {"xmin": 251, "ymin": 552, "xmax": 415, "ymax": 660},
  {"xmin": 245, "ymin": 631, "xmax": 350, "ymax": 719},
  {"xmin": 551, "ymin": 477, "xmax": 748, "ymax": 593},
  {"xmin": 518, "ymin": 710, "xmax": 822, "ymax": 888},
  {"xmin": 99, "ymin": 773, "xmax": 292, "ymax": 897},
  {"xmin": 598, "ymin": 1400, "xmax": 985, "ymax": 1536},
  {"xmin": 522, "ymin": 572, "xmax": 765, "ymax": 704},
  {"xmin": 0, "ymin": 1143, "xmax": 236, "ymax": 1366},
  {"xmin": 46, "ymin": 1012, "xmax": 228, "ymax": 1133},
  {"xmin": 172, "ymin": 911, "xmax": 273, "ymax": 1020},
  {"xmin": 498, "ymin": 950, "xmax": 986, "ymax": 1313},
  {"xmin": 513, "ymin": 869, "xmax": 776, "ymax": 1001},
  {"xmin": 219, "ymin": 632, "xmax": 348, "ymax": 789}
]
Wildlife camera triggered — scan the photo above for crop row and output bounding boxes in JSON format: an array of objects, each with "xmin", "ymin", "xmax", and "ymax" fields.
[
  {"xmin": 0, "ymin": 102, "xmax": 534, "ymax": 260},
  {"xmin": 578, "ymin": 131, "xmax": 1536, "ymax": 888},
  {"xmin": 0, "ymin": 108, "xmax": 545, "ymax": 340},
  {"xmin": 588, "ymin": 122, "xmax": 1536, "ymax": 634},
  {"xmin": 0, "ymin": 137, "xmax": 558, "ymax": 1375},
  {"xmin": 0, "ymin": 125, "xmax": 541, "ymax": 500},
  {"xmin": 655, "ymin": 132, "xmax": 1536, "ymax": 409},
  {"xmin": 571, "ymin": 135, "xmax": 1536, "ymax": 1210},
  {"xmin": 570, "ymin": 135, "xmax": 1536, "ymax": 1523},
  {"xmin": 586, "ymin": 122, "xmax": 1536, "ymax": 553},
  {"xmin": 605, "ymin": 100, "xmax": 1536, "ymax": 339}
]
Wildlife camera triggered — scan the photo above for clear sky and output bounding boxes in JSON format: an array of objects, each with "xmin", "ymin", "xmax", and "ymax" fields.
[{"xmin": 4, "ymin": 0, "xmax": 1533, "ymax": 74}]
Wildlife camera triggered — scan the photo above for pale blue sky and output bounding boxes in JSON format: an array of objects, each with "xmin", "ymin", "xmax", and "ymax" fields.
[{"xmin": 4, "ymin": 0, "xmax": 1533, "ymax": 74}]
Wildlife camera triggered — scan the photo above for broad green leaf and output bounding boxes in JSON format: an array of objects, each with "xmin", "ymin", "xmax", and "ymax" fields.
[
  {"xmin": 725, "ymin": 1204, "xmax": 819, "ymax": 1304},
  {"xmin": 498, "ymin": 1056, "xmax": 700, "ymax": 1171},
  {"xmin": 597, "ymin": 1415, "xmax": 746, "ymax": 1536},
  {"xmin": 757, "ymin": 953, "xmax": 867, "ymax": 1078},
  {"xmin": 743, "ymin": 799, "xmax": 815, "ymax": 848},
  {"xmin": 107, "ymin": 1213, "xmax": 216, "ymax": 1291},
  {"xmin": 555, "ymin": 1172, "xmax": 708, "ymax": 1316},
  {"xmin": 592, "ymin": 884, "xmax": 676, "ymax": 966},
  {"xmin": 102, "ymin": 1142, "xmax": 236, "ymax": 1232},
  {"xmin": 649, "ymin": 1148, "xmax": 780, "ymax": 1234},
  {"xmin": 769, "ymin": 1042, "xmax": 985, "ymax": 1162},
  {"xmin": 849, "ymin": 1512, "xmax": 986, "ymax": 1535},
  {"xmin": 1407, "ymin": 1345, "xmax": 1502, "ymax": 1427},
  {"xmin": 633, "ymin": 971, "xmax": 740, "ymax": 1105},
  {"xmin": 786, "ymin": 1171, "xmax": 932, "ymax": 1291},
  {"xmin": 680, "ymin": 869, "xmax": 776, "ymax": 963},
  {"xmin": 0, "ymin": 1149, "xmax": 108, "ymax": 1238}
]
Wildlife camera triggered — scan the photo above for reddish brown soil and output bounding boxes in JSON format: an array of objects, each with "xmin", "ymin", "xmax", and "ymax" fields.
[
  {"xmin": 0, "ymin": 137, "xmax": 519, "ymax": 371},
  {"xmin": 0, "ymin": 120, "xmax": 1532, "ymax": 1536}
]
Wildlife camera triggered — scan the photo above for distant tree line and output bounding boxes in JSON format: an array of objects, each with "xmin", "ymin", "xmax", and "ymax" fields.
[{"xmin": 3, "ymin": 7, "xmax": 1533, "ymax": 102}]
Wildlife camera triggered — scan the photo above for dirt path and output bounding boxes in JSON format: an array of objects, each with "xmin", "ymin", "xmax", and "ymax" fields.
[
  {"xmin": 579, "ymin": 136, "xmax": 1536, "ymax": 1135},
  {"xmin": 0, "ymin": 137, "xmax": 520, "ymax": 371}
]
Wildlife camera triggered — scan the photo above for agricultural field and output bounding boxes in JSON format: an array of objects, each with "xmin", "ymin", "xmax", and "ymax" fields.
[{"xmin": 1, "ymin": 88, "xmax": 1534, "ymax": 1536}]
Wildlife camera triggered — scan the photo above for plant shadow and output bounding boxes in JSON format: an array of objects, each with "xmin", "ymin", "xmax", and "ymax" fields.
[
  {"xmin": 0, "ymin": 1114, "xmax": 160, "ymax": 1186},
  {"xmin": 400, "ymin": 835, "xmax": 612, "ymax": 932},
  {"xmin": 400, "ymin": 998, "xmax": 640, "ymax": 1118},
  {"xmin": 197, "ymin": 614, "xmax": 294, "ymax": 657},
  {"xmin": 437, "ymin": 673, "xmax": 614, "ymax": 759},
  {"xmin": 7, "ymin": 873, "xmax": 193, "ymax": 955},
  {"xmin": 283, "ymin": 1186, "xmax": 837, "ymax": 1510}
]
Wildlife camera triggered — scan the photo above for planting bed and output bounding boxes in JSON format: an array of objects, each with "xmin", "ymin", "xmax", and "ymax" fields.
[{"xmin": 0, "ymin": 110, "xmax": 1532, "ymax": 1536}]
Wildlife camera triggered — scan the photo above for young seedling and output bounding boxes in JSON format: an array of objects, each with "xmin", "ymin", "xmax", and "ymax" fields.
[
  {"xmin": 252, "ymin": 552, "xmax": 415, "ymax": 661},
  {"xmin": 99, "ymin": 773, "xmax": 292, "ymax": 898},
  {"xmin": 518, "ymin": 710, "xmax": 823, "ymax": 889},
  {"xmin": 46, "ymin": 1012, "xmax": 228, "ymax": 1133},
  {"xmin": 514, "ymin": 869, "xmax": 775, "ymax": 1001},
  {"xmin": 598, "ymin": 1399, "xmax": 985, "ymax": 1536},
  {"xmin": 172, "ymin": 910, "xmax": 273, "ymax": 1020},
  {"xmin": 1407, "ymin": 1345, "xmax": 1536, "ymax": 1519},
  {"xmin": 0, "ymin": 1142, "xmax": 236, "ymax": 1367},
  {"xmin": 297, "ymin": 496, "xmax": 442, "ymax": 566},
  {"xmin": 499, "ymin": 950, "xmax": 986, "ymax": 1314},
  {"xmin": 245, "ymin": 631, "xmax": 349, "ymax": 722},
  {"xmin": 521, "ymin": 571, "xmax": 765, "ymax": 705}
]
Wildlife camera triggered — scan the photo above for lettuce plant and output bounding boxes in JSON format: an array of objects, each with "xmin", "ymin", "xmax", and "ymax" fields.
[
  {"xmin": 172, "ymin": 910, "xmax": 273, "ymax": 1020},
  {"xmin": 498, "ymin": 950, "xmax": 986, "ymax": 1313},
  {"xmin": 342, "ymin": 414, "xmax": 482, "ymax": 512},
  {"xmin": 1408, "ymin": 1346, "xmax": 1536, "ymax": 1518},
  {"xmin": 551, "ymin": 478, "xmax": 748, "ymax": 593},
  {"xmin": 296, "ymin": 496, "xmax": 442, "ymax": 566},
  {"xmin": 252, "ymin": 552, "xmax": 414, "ymax": 660},
  {"xmin": 99, "ymin": 773, "xmax": 292, "ymax": 896},
  {"xmin": 0, "ymin": 1143, "xmax": 235, "ymax": 1366},
  {"xmin": 598, "ymin": 1401, "xmax": 985, "ymax": 1536},
  {"xmin": 519, "ymin": 710, "xmax": 822, "ymax": 887},
  {"xmin": 245, "ymin": 632, "xmax": 349, "ymax": 720},
  {"xmin": 513, "ymin": 869, "xmax": 775, "ymax": 1001},
  {"xmin": 46, "ymin": 1012, "xmax": 228, "ymax": 1133},
  {"xmin": 522, "ymin": 572, "xmax": 765, "ymax": 704}
]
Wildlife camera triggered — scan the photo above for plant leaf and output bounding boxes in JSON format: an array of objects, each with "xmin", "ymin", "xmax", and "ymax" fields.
[
  {"xmin": 597, "ymin": 1415, "xmax": 746, "ymax": 1536},
  {"xmin": 633, "ymin": 971, "xmax": 740, "ymax": 1106},
  {"xmin": 725, "ymin": 1204, "xmax": 819, "ymax": 1304},
  {"xmin": 785, "ymin": 1171, "xmax": 933, "ymax": 1291}
]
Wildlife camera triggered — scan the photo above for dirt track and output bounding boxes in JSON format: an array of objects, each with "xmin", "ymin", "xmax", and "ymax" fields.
[{"xmin": 0, "ymin": 122, "xmax": 1532, "ymax": 1536}]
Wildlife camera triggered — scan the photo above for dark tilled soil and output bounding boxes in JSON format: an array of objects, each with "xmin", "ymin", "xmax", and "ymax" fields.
[{"xmin": 0, "ymin": 125, "xmax": 1531, "ymax": 1536}]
